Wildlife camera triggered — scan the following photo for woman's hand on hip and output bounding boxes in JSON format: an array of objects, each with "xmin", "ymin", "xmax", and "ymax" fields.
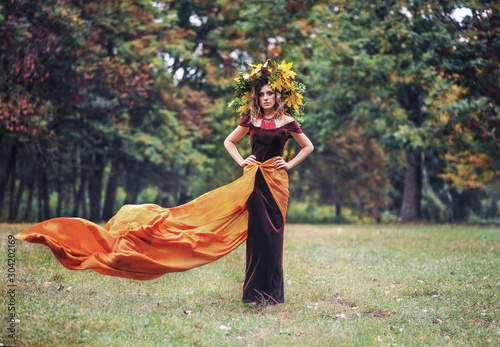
[
  {"xmin": 239, "ymin": 155, "xmax": 257, "ymax": 167},
  {"xmin": 272, "ymin": 157, "xmax": 291, "ymax": 170}
]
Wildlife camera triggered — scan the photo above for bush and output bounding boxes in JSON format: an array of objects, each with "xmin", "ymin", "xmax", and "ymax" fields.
[{"xmin": 286, "ymin": 201, "xmax": 353, "ymax": 224}]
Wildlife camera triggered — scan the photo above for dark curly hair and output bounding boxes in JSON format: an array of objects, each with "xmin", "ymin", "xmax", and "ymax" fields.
[{"xmin": 248, "ymin": 78, "xmax": 289, "ymax": 124}]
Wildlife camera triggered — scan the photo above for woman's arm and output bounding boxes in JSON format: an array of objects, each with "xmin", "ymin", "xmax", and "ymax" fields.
[
  {"xmin": 224, "ymin": 126, "xmax": 257, "ymax": 167},
  {"xmin": 272, "ymin": 132, "xmax": 314, "ymax": 170}
]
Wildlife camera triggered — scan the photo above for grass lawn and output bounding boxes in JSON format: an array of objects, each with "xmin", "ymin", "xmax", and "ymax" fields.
[{"xmin": 1, "ymin": 223, "xmax": 499, "ymax": 346}]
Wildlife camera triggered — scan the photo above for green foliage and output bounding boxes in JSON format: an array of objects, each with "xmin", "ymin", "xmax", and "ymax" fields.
[
  {"xmin": 0, "ymin": 0, "xmax": 497, "ymax": 223},
  {"xmin": 305, "ymin": 122, "xmax": 389, "ymax": 221},
  {"xmin": 303, "ymin": 0, "xmax": 498, "ymax": 221},
  {"xmin": 287, "ymin": 202, "xmax": 366, "ymax": 224}
]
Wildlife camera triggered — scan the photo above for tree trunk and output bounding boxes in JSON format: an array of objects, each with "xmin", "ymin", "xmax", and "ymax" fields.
[
  {"xmin": 56, "ymin": 184, "xmax": 62, "ymax": 217},
  {"xmin": 73, "ymin": 169, "xmax": 87, "ymax": 217},
  {"xmin": 487, "ymin": 194, "xmax": 498, "ymax": 218},
  {"xmin": 102, "ymin": 162, "xmax": 119, "ymax": 220},
  {"xmin": 7, "ymin": 148, "xmax": 18, "ymax": 222},
  {"xmin": 154, "ymin": 188, "xmax": 163, "ymax": 204},
  {"xmin": 450, "ymin": 189, "xmax": 481, "ymax": 222},
  {"xmin": 39, "ymin": 167, "xmax": 51, "ymax": 220},
  {"xmin": 124, "ymin": 172, "xmax": 140, "ymax": 205},
  {"xmin": 82, "ymin": 182, "xmax": 88, "ymax": 219},
  {"xmin": 177, "ymin": 190, "xmax": 192, "ymax": 206},
  {"xmin": 335, "ymin": 203, "xmax": 342, "ymax": 217},
  {"xmin": 0, "ymin": 141, "xmax": 18, "ymax": 221},
  {"xmin": 88, "ymin": 153, "xmax": 104, "ymax": 221},
  {"xmin": 9, "ymin": 176, "xmax": 24, "ymax": 223},
  {"xmin": 451, "ymin": 190, "xmax": 467, "ymax": 222},
  {"xmin": 399, "ymin": 150, "xmax": 422, "ymax": 222},
  {"xmin": 155, "ymin": 188, "xmax": 169, "ymax": 207},
  {"xmin": 23, "ymin": 178, "xmax": 35, "ymax": 222},
  {"xmin": 0, "ymin": 152, "xmax": 6, "ymax": 219},
  {"xmin": 176, "ymin": 167, "xmax": 192, "ymax": 205},
  {"xmin": 37, "ymin": 185, "xmax": 43, "ymax": 222}
]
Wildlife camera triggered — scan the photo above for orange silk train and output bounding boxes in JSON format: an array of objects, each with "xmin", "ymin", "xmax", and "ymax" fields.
[{"xmin": 14, "ymin": 158, "xmax": 289, "ymax": 280}]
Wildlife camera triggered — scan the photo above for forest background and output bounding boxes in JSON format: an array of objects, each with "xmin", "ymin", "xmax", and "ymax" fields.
[{"xmin": 0, "ymin": 0, "xmax": 498, "ymax": 225}]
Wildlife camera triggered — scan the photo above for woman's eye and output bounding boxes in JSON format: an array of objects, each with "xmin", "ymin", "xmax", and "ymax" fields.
[{"xmin": 267, "ymin": 92, "xmax": 274, "ymax": 96}]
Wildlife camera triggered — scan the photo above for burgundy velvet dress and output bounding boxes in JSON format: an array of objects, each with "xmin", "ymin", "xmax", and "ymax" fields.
[{"xmin": 238, "ymin": 115, "xmax": 302, "ymax": 304}]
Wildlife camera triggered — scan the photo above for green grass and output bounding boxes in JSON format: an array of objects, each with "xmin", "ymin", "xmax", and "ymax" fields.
[{"xmin": 1, "ymin": 223, "xmax": 499, "ymax": 346}]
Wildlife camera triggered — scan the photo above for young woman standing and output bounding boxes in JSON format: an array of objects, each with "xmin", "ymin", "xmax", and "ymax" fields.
[
  {"xmin": 15, "ymin": 59, "xmax": 313, "ymax": 305},
  {"xmin": 225, "ymin": 75, "xmax": 313, "ymax": 304}
]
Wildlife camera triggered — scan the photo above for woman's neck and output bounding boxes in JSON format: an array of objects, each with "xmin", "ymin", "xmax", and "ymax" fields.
[{"xmin": 262, "ymin": 109, "xmax": 275, "ymax": 119}]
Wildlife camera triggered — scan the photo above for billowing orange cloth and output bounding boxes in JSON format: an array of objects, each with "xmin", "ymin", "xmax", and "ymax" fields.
[{"xmin": 15, "ymin": 158, "xmax": 289, "ymax": 280}]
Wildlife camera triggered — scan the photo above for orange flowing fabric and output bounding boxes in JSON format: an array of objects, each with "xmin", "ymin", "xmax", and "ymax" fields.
[{"xmin": 15, "ymin": 158, "xmax": 289, "ymax": 280}]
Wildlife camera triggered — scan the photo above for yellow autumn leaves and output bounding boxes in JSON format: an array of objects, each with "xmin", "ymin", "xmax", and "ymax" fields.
[
  {"xmin": 233, "ymin": 60, "xmax": 304, "ymax": 116},
  {"xmin": 439, "ymin": 151, "xmax": 498, "ymax": 190},
  {"xmin": 236, "ymin": 92, "xmax": 251, "ymax": 115}
]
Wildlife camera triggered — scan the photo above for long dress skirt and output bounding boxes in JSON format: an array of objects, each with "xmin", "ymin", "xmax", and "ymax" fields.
[{"xmin": 243, "ymin": 169, "xmax": 284, "ymax": 304}]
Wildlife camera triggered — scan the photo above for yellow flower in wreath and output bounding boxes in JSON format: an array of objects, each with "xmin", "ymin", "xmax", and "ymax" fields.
[{"xmin": 286, "ymin": 91, "xmax": 304, "ymax": 110}]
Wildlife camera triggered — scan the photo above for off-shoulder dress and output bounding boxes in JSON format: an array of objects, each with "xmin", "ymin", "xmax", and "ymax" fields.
[{"xmin": 238, "ymin": 115, "xmax": 302, "ymax": 304}]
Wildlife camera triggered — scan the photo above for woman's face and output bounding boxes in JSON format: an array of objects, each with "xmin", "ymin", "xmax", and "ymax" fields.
[{"xmin": 258, "ymin": 84, "xmax": 276, "ymax": 112}]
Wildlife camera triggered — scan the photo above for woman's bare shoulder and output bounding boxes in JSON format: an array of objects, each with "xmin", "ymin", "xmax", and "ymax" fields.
[{"xmin": 280, "ymin": 115, "xmax": 295, "ymax": 126}]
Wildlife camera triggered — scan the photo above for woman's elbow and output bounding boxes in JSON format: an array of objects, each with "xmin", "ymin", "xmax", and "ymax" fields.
[
  {"xmin": 307, "ymin": 142, "xmax": 314, "ymax": 154},
  {"xmin": 223, "ymin": 138, "xmax": 234, "ymax": 149}
]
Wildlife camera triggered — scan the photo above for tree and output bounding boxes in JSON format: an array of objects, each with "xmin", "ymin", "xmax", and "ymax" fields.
[
  {"xmin": 0, "ymin": 0, "xmax": 212, "ymax": 221},
  {"xmin": 309, "ymin": 123, "xmax": 389, "ymax": 221},
  {"xmin": 435, "ymin": 1, "xmax": 499, "ymax": 196},
  {"xmin": 305, "ymin": 0, "xmax": 496, "ymax": 222}
]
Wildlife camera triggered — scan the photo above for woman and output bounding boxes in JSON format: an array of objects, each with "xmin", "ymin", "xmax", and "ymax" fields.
[
  {"xmin": 225, "ymin": 77, "xmax": 313, "ymax": 304},
  {"xmin": 14, "ymin": 59, "xmax": 312, "ymax": 304}
]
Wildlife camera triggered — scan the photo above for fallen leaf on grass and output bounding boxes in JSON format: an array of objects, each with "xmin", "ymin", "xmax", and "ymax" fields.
[
  {"xmin": 57, "ymin": 285, "xmax": 64, "ymax": 291},
  {"xmin": 370, "ymin": 312, "xmax": 389, "ymax": 319},
  {"xmin": 183, "ymin": 310, "xmax": 192, "ymax": 316},
  {"xmin": 218, "ymin": 325, "xmax": 230, "ymax": 331},
  {"xmin": 51, "ymin": 274, "xmax": 63, "ymax": 282}
]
